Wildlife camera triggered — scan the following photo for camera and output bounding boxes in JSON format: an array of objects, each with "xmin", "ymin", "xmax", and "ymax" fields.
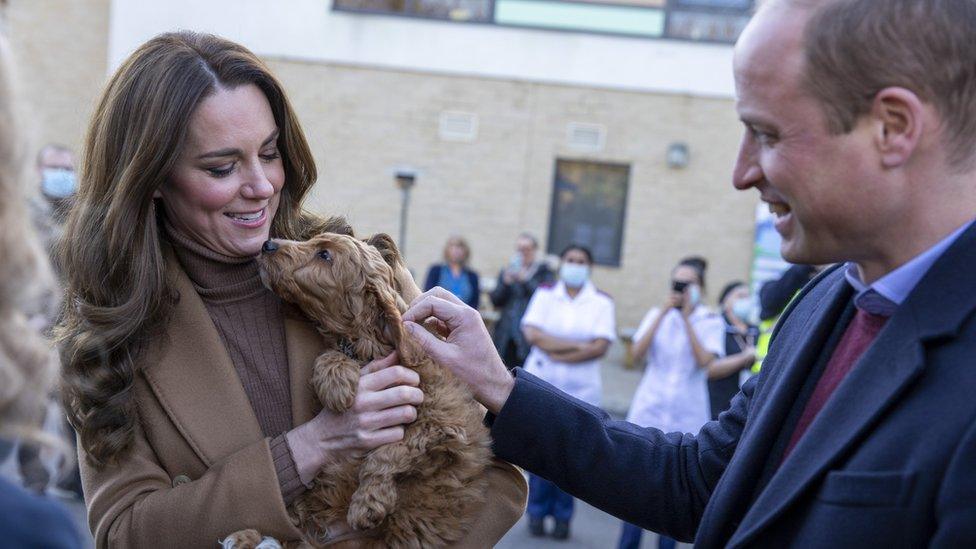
[{"xmin": 671, "ymin": 280, "xmax": 689, "ymax": 308}]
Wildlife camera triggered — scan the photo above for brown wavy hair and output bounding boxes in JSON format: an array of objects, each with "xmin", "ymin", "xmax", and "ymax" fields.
[
  {"xmin": 56, "ymin": 31, "xmax": 351, "ymax": 467},
  {"xmin": 0, "ymin": 33, "xmax": 59, "ymax": 443}
]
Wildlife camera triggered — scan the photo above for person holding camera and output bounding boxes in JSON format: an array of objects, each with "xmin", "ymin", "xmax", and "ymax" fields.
[
  {"xmin": 489, "ymin": 233, "xmax": 554, "ymax": 369},
  {"xmin": 617, "ymin": 256, "xmax": 725, "ymax": 549}
]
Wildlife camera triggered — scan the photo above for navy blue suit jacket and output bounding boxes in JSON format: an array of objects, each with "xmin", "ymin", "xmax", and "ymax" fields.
[{"xmin": 489, "ymin": 223, "xmax": 976, "ymax": 547}]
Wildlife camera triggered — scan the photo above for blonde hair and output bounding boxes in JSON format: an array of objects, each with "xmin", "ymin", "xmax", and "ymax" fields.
[
  {"xmin": 57, "ymin": 31, "xmax": 351, "ymax": 466},
  {"xmin": 442, "ymin": 235, "xmax": 471, "ymax": 266},
  {"xmin": 0, "ymin": 34, "xmax": 60, "ymax": 444}
]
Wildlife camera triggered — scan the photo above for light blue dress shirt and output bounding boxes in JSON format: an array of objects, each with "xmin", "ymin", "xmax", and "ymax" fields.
[{"xmin": 845, "ymin": 220, "xmax": 975, "ymax": 316}]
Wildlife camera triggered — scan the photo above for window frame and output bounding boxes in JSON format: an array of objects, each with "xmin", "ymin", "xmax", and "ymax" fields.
[
  {"xmin": 545, "ymin": 157, "xmax": 631, "ymax": 268},
  {"xmin": 331, "ymin": 0, "xmax": 755, "ymax": 44}
]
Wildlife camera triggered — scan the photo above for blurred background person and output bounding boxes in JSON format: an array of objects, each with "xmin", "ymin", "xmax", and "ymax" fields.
[
  {"xmin": 489, "ymin": 232, "xmax": 553, "ymax": 369},
  {"xmin": 618, "ymin": 256, "xmax": 724, "ymax": 549},
  {"xmin": 0, "ymin": 30, "xmax": 82, "ymax": 548},
  {"xmin": 29, "ymin": 143, "xmax": 76, "ymax": 253},
  {"xmin": 520, "ymin": 243, "xmax": 615, "ymax": 540},
  {"xmin": 753, "ymin": 264, "xmax": 823, "ymax": 374},
  {"xmin": 707, "ymin": 280, "xmax": 758, "ymax": 420},
  {"xmin": 424, "ymin": 235, "xmax": 480, "ymax": 309}
]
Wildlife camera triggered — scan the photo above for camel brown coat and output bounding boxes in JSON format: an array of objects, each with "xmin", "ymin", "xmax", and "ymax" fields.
[{"xmin": 80, "ymin": 254, "xmax": 527, "ymax": 548}]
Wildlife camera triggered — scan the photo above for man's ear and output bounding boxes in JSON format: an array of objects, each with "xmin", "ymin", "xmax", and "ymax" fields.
[{"xmin": 870, "ymin": 87, "xmax": 926, "ymax": 169}]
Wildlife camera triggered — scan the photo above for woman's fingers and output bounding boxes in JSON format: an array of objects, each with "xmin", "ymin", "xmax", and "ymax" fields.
[
  {"xmin": 362, "ymin": 426, "xmax": 406, "ymax": 448},
  {"xmin": 360, "ymin": 404, "xmax": 418, "ymax": 430},
  {"xmin": 361, "ymin": 351, "xmax": 399, "ymax": 375},
  {"xmin": 357, "ymin": 384, "xmax": 424, "ymax": 412},
  {"xmin": 360, "ymin": 364, "xmax": 419, "ymax": 392}
]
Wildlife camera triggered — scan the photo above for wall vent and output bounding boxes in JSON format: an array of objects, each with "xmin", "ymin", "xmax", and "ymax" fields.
[
  {"xmin": 567, "ymin": 122, "xmax": 606, "ymax": 151},
  {"xmin": 439, "ymin": 111, "xmax": 478, "ymax": 142}
]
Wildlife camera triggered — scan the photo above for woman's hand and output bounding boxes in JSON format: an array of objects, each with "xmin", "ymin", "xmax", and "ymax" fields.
[
  {"xmin": 664, "ymin": 292, "xmax": 683, "ymax": 311},
  {"xmin": 286, "ymin": 352, "xmax": 423, "ymax": 485}
]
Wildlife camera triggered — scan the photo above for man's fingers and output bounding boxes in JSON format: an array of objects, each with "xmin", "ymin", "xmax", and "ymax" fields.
[
  {"xmin": 408, "ymin": 286, "xmax": 466, "ymax": 309},
  {"xmin": 359, "ymin": 385, "xmax": 424, "ymax": 411},
  {"xmin": 361, "ymin": 351, "xmax": 399, "ymax": 375},
  {"xmin": 403, "ymin": 321, "xmax": 447, "ymax": 362},
  {"xmin": 402, "ymin": 294, "xmax": 464, "ymax": 325},
  {"xmin": 423, "ymin": 317, "xmax": 450, "ymax": 338}
]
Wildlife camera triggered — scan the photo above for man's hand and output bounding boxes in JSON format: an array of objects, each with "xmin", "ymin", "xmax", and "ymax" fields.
[{"xmin": 403, "ymin": 287, "xmax": 515, "ymax": 415}]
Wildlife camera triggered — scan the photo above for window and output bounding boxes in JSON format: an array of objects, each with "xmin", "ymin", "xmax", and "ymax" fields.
[
  {"xmin": 547, "ymin": 159, "xmax": 630, "ymax": 267},
  {"xmin": 333, "ymin": 0, "xmax": 493, "ymax": 22},
  {"xmin": 333, "ymin": 0, "xmax": 755, "ymax": 43}
]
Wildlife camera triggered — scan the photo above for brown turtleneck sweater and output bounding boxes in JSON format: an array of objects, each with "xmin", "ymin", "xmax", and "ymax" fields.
[{"xmin": 165, "ymin": 222, "xmax": 306, "ymax": 504}]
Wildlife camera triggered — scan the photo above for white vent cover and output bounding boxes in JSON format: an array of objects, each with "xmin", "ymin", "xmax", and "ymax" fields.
[
  {"xmin": 566, "ymin": 122, "xmax": 606, "ymax": 151},
  {"xmin": 439, "ymin": 111, "xmax": 478, "ymax": 142}
]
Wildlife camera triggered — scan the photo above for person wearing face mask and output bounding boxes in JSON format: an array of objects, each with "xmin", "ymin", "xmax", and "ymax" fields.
[
  {"xmin": 28, "ymin": 144, "xmax": 77, "ymax": 253},
  {"xmin": 489, "ymin": 233, "xmax": 554, "ymax": 369},
  {"xmin": 519, "ymin": 243, "xmax": 616, "ymax": 540},
  {"xmin": 707, "ymin": 281, "xmax": 759, "ymax": 421},
  {"xmin": 617, "ymin": 256, "xmax": 725, "ymax": 549}
]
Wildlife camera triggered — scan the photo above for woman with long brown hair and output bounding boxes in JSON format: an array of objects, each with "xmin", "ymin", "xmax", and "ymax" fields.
[{"xmin": 57, "ymin": 31, "xmax": 525, "ymax": 547}]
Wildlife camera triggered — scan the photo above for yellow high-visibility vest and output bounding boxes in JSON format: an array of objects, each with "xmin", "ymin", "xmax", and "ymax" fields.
[{"xmin": 751, "ymin": 289, "xmax": 803, "ymax": 373}]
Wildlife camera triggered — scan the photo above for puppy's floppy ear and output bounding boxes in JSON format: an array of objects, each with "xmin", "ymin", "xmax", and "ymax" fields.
[
  {"xmin": 365, "ymin": 233, "xmax": 421, "ymax": 304},
  {"xmin": 365, "ymin": 233, "xmax": 402, "ymax": 270}
]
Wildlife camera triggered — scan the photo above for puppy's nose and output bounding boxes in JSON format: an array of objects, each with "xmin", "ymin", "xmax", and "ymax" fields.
[{"xmin": 262, "ymin": 240, "xmax": 279, "ymax": 254}]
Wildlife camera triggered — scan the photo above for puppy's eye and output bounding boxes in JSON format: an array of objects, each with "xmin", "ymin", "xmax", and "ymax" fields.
[{"xmin": 317, "ymin": 249, "xmax": 333, "ymax": 262}]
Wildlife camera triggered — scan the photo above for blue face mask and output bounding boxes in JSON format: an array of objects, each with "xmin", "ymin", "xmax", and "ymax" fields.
[
  {"xmin": 41, "ymin": 168, "xmax": 77, "ymax": 199},
  {"xmin": 559, "ymin": 263, "xmax": 590, "ymax": 288},
  {"xmin": 687, "ymin": 284, "xmax": 701, "ymax": 308},
  {"xmin": 732, "ymin": 298, "xmax": 753, "ymax": 323}
]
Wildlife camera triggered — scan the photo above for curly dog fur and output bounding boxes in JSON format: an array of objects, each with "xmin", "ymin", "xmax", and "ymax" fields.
[{"xmin": 233, "ymin": 232, "xmax": 491, "ymax": 548}]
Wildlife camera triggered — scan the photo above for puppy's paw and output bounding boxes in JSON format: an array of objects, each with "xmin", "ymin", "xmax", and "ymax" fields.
[
  {"xmin": 220, "ymin": 530, "xmax": 282, "ymax": 549},
  {"xmin": 347, "ymin": 487, "xmax": 395, "ymax": 531},
  {"xmin": 312, "ymin": 352, "xmax": 359, "ymax": 413}
]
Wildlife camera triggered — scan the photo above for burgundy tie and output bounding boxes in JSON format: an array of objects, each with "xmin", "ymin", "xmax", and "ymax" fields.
[{"xmin": 782, "ymin": 308, "xmax": 889, "ymax": 459}]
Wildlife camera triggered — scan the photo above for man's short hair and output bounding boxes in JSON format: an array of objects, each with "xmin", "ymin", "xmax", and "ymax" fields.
[{"xmin": 791, "ymin": 0, "xmax": 976, "ymax": 168}]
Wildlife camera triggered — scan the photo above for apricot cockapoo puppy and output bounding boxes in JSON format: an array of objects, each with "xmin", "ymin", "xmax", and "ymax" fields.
[{"xmin": 226, "ymin": 233, "xmax": 491, "ymax": 549}]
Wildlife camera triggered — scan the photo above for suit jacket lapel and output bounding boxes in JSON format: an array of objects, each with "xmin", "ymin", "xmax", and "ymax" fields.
[
  {"xmin": 141, "ymin": 254, "xmax": 263, "ymax": 467},
  {"xmin": 285, "ymin": 309, "xmax": 323, "ymax": 426},
  {"xmin": 729, "ymin": 309, "xmax": 925, "ymax": 547},
  {"xmin": 696, "ymin": 272, "xmax": 851, "ymax": 545},
  {"xmin": 730, "ymin": 221, "xmax": 976, "ymax": 547}
]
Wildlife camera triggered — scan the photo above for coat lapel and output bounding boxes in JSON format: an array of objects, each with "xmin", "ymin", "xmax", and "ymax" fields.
[
  {"xmin": 141, "ymin": 255, "xmax": 263, "ymax": 467},
  {"xmin": 729, "ymin": 221, "xmax": 976, "ymax": 547}
]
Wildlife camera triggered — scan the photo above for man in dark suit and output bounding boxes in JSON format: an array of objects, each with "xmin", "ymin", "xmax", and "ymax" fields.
[{"xmin": 402, "ymin": 0, "xmax": 976, "ymax": 546}]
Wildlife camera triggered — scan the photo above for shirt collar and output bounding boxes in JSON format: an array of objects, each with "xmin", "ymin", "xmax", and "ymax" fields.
[
  {"xmin": 845, "ymin": 219, "xmax": 974, "ymax": 316},
  {"xmin": 555, "ymin": 280, "xmax": 596, "ymax": 301}
]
